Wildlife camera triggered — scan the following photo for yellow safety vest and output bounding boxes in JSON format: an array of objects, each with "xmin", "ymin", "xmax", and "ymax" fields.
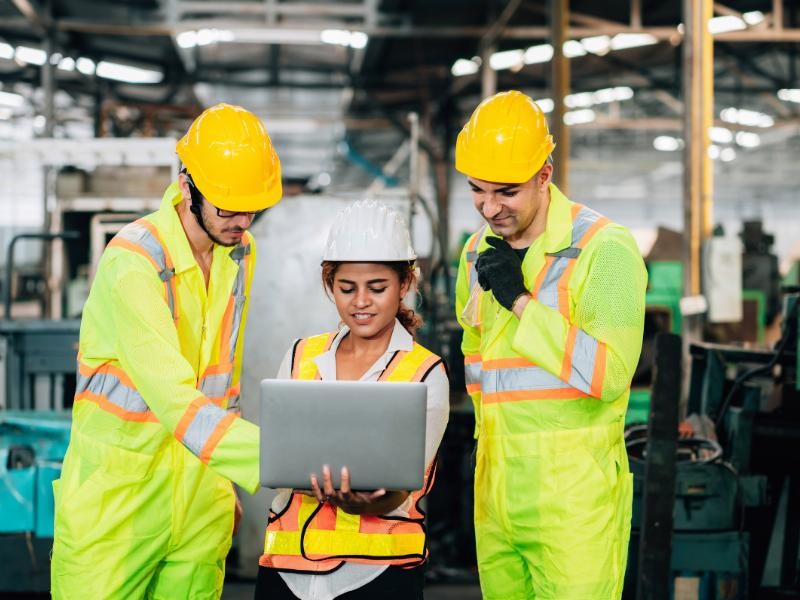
[{"xmin": 260, "ymin": 331, "xmax": 442, "ymax": 572}]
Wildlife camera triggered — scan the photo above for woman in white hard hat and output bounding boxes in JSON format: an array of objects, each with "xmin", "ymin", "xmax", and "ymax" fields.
[{"xmin": 255, "ymin": 200, "xmax": 449, "ymax": 600}]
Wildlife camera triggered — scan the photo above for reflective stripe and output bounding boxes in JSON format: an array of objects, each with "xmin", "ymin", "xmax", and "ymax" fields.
[
  {"xmin": 567, "ymin": 328, "xmax": 599, "ymax": 394},
  {"xmin": 76, "ymin": 370, "xmax": 151, "ymax": 413},
  {"xmin": 481, "ymin": 365, "xmax": 571, "ymax": 394},
  {"xmin": 465, "ymin": 226, "xmax": 488, "ymax": 291},
  {"xmin": 109, "ymin": 220, "xmax": 177, "ymax": 320},
  {"xmin": 199, "ymin": 372, "xmax": 230, "ymax": 400},
  {"xmin": 181, "ymin": 401, "xmax": 229, "ymax": 456},
  {"xmin": 464, "ymin": 361, "xmax": 482, "ymax": 387},
  {"xmin": 536, "ymin": 254, "xmax": 570, "ymax": 312}
]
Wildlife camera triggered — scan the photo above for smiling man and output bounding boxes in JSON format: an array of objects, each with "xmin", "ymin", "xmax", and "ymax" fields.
[
  {"xmin": 454, "ymin": 90, "xmax": 647, "ymax": 600},
  {"xmin": 52, "ymin": 103, "xmax": 281, "ymax": 599}
]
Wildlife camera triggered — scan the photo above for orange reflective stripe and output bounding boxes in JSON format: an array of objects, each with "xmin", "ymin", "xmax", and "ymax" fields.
[
  {"xmin": 464, "ymin": 353, "xmax": 482, "ymax": 364},
  {"xmin": 591, "ymin": 342, "xmax": 607, "ymax": 398},
  {"xmin": 75, "ymin": 390, "xmax": 159, "ymax": 423},
  {"xmin": 482, "ymin": 388, "xmax": 590, "ymax": 404},
  {"xmin": 531, "ymin": 254, "xmax": 554, "ymax": 297},
  {"xmin": 466, "ymin": 383, "xmax": 481, "ymax": 394},
  {"xmin": 174, "ymin": 396, "xmax": 207, "ymax": 441},
  {"xmin": 198, "ymin": 411, "xmax": 238, "ymax": 463},
  {"xmin": 482, "ymin": 357, "xmax": 536, "ymax": 370},
  {"xmin": 560, "ymin": 326, "xmax": 579, "ymax": 382},
  {"xmin": 380, "ymin": 351, "xmax": 405, "ymax": 380},
  {"xmin": 107, "ymin": 238, "xmax": 161, "ymax": 271},
  {"xmin": 410, "ymin": 354, "xmax": 440, "ymax": 381}
]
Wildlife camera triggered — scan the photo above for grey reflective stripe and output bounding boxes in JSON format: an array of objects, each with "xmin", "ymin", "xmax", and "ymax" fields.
[
  {"xmin": 116, "ymin": 221, "xmax": 176, "ymax": 320},
  {"xmin": 547, "ymin": 247, "xmax": 581, "ymax": 259},
  {"xmin": 571, "ymin": 206, "xmax": 603, "ymax": 243},
  {"xmin": 182, "ymin": 402, "xmax": 228, "ymax": 456},
  {"xmin": 568, "ymin": 329, "xmax": 599, "ymax": 394},
  {"xmin": 228, "ymin": 265, "xmax": 247, "ymax": 362},
  {"xmin": 77, "ymin": 371, "xmax": 150, "ymax": 413},
  {"xmin": 466, "ymin": 226, "xmax": 488, "ymax": 290},
  {"xmin": 536, "ymin": 255, "xmax": 570, "ymax": 311},
  {"xmin": 464, "ymin": 362, "xmax": 482, "ymax": 386},
  {"xmin": 199, "ymin": 372, "xmax": 230, "ymax": 399},
  {"xmin": 481, "ymin": 366, "xmax": 570, "ymax": 394}
]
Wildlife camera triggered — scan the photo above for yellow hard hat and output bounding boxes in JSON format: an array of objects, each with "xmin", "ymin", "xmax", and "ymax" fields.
[
  {"xmin": 455, "ymin": 90, "xmax": 555, "ymax": 184},
  {"xmin": 176, "ymin": 103, "xmax": 282, "ymax": 212}
]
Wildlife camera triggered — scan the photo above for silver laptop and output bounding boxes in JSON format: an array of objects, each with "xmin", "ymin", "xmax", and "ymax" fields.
[{"xmin": 260, "ymin": 379, "xmax": 427, "ymax": 491}]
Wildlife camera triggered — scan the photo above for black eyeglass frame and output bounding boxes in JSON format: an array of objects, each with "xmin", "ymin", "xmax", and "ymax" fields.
[{"xmin": 183, "ymin": 172, "xmax": 267, "ymax": 219}]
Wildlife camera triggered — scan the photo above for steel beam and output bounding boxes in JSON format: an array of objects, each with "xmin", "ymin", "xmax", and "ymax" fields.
[{"xmin": 550, "ymin": 0, "xmax": 570, "ymax": 193}]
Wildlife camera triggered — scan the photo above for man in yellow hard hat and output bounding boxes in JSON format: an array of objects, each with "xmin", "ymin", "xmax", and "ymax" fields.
[
  {"xmin": 455, "ymin": 90, "xmax": 647, "ymax": 599},
  {"xmin": 51, "ymin": 103, "xmax": 282, "ymax": 599}
]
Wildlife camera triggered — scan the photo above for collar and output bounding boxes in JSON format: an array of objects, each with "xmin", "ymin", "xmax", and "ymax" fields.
[
  {"xmin": 150, "ymin": 181, "xmax": 247, "ymax": 275},
  {"xmin": 312, "ymin": 319, "xmax": 414, "ymax": 381},
  {"xmin": 541, "ymin": 183, "xmax": 574, "ymax": 254}
]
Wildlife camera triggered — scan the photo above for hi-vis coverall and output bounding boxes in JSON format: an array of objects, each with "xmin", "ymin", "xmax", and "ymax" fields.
[
  {"xmin": 456, "ymin": 184, "xmax": 647, "ymax": 600},
  {"xmin": 52, "ymin": 182, "xmax": 259, "ymax": 599}
]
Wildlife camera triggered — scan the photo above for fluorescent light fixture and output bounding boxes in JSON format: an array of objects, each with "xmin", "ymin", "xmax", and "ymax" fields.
[
  {"xmin": 451, "ymin": 58, "xmax": 479, "ymax": 77},
  {"xmin": 720, "ymin": 147, "xmax": 736, "ymax": 162},
  {"xmin": 535, "ymin": 98, "xmax": 554, "ymax": 113},
  {"xmin": 563, "ymin": 40, "xmax": 586, "ymax": 58},
  {"xmin": 176, "ymin": 29, "xmax": 235, "ymax": 48},
  {"xmin": 708, "ymin": 144, "xmax": 721, "ymax": 160},
  {"xmin": 708, "ymin": 15, "xmax": 746, "ymax": 34},
  {"xmin": 735, "ymin": 131, "xmax": 761, "ymax": 148},
  {"xmin": 77, "ymin": 57, "xmax": 95, "ymax": 75},
  {"xmin": 0, "ymin": 107, "xmax": 12, "ymax": 120},
  {"xmin": 653, "ymin": 136, "xmax": 682, "ymax": 151},
  {"xmin": 720, "ymin": 107, "xmax": 773, "ymax": 128},
  {"xmin": 15, "ymin": 46, "xmax": 47, "ymax": 66},
  {"xmin": 564, "ymin": 109, "xmax": 596, "ymax": 125},
  {"xmin": 581, "ymin": 35, "xmax": 611, "ymax": 55},
  {"xmin": 0, "ymin": 42, "xmax": 13, "ymax": 60},
  {"xmin": 778, "ymin": 88, "xmax": 800, "ymax": 103},
  {"xmin": 58, "ymin": 57, "xmax": 75, "ymax": 71},
  {"xmin": 0, "ymin": 90, "xmax": 24, "ymax": 108},
  {"xmin": 743, "ymin": 11, "xmax": 765, "ymax": 25},
  {"xmin": 524, "ymin": 44, "xmax": 554, "ymax": 64},
  {"xmin": 33, "ymin": 115, "xmax": 46, "ymax": 131},
  {"xmin": 565, "ymin": 92, "xmax": 593, "ymax": 109},
  {"xmin": 96, "ymin": 61, "xmax": 163, "ymax": 84},
  {"xmin": 610, "ymin": 33, "xmax": 658, "ymax": 50},
  {"xmin": 490, "ymin": 49, "xmax": 524, "ymax": 70},
  {"xmin": 709, "ymin": 127, "xmax": 733, "ymax": 144},
  {"xmin": 320, "ymin": 29, "xmax": 369, "ymax": 49},
  {"xmin": 565, "ymin": 86, "xmax": 634, "ymax": 108}
]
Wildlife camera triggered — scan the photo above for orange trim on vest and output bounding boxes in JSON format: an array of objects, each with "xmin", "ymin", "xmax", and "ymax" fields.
[
  {"xmin": 410, "ymin": 354, "xmax": 441, "ymax": 381},
  {"xmin": 481, "ymin": 388, "xmax": 590, "ymax": 404},
  {"xmin": 483, "ymin": 357, "xmax": 536, "ymax": 370},
  {"xmin": 199, "ymin": 412, "xmax": 238, "ymax": 463},
  {"xmin": 174, "ymin": 396, "xmax": 207, "ymax": 441},
  {"xmin": 74, "ymin": 390, "xmax": 159, "ymax": 423},
  {"xmin": 560, "ymin": 326, "xmax": 579, "ymax": 382},
  {"xmin": 591, "ymin": 342, "xmax": 607, "ymax": 398},
  {"xmin": 107, "ymin": 238, "xmax": 161, "ymax": 272},
  {"xmin": 464, "ymin": 353, "xmax": 482, "ymax": 364}
]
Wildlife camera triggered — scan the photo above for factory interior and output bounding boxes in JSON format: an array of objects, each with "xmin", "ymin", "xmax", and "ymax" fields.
[{"xmin": 1, "ymin": 1, "xmax": 800, "ymax": 599}]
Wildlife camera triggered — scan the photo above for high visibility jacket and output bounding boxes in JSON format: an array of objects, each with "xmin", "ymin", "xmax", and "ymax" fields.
[
  {"xmin": 259, "ymin": 331, "xmax": 441, "ymax": 573},
  {"xmin": 456, "ymin": 183, "xmax": 646, "ymax": 599},
  {"xmin": 457, "ymin": 183, "xmax": 647, "ymax": 436},
  {"xmin": 67, "ymin": 182, "xmax": 260, "ymax": 492}
]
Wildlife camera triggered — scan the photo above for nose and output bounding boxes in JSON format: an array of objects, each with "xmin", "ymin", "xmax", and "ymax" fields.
[
  {"xmin": 354, "ymin": 288, "xmax": 371, "ymax": 308},
  {"xmin": 231, "ymin": 213, "xmax": 254, "ymax": 228},
  {"xmin": 482, "ymin": 193, "xmax": 502, "ymax": 219}
]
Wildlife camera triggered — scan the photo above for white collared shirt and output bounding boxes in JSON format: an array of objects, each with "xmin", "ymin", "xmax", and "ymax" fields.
[{"xmin": 269, "ymin": 319, "xmax": 449, "ymax": 600}]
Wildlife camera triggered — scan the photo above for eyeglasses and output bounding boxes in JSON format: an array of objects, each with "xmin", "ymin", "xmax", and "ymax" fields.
[{"xmin": 184, "ymin": 173, "xmax": 267, "ymax": 219}]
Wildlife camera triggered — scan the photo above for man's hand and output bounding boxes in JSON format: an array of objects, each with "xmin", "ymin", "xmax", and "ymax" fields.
[{"xmin": 475, "ymin": 237, "xmax": 528, "ymax": 311}]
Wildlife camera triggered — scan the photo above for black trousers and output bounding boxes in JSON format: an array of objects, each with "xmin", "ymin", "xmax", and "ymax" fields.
[{"xmin": 254, "ymin": 565, "xmax": 425, "ymax": 600}]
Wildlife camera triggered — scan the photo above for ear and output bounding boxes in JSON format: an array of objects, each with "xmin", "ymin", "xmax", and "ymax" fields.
[
  {"xmin": 537, "ymin": 164, "xmax": 553, "ymax": 191},
  {"xmin": 399, "ymin": 272, "xmax": 412, "ymax": 298},
  {"xmin": 177, "ymin": 173, "xmax": 192, "ymax": 203}
]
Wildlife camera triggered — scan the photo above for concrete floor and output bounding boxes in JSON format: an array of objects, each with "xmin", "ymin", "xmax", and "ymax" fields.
[{"xmin": 221, "ymin": 581, "xmax": 483, "ymax": 599}]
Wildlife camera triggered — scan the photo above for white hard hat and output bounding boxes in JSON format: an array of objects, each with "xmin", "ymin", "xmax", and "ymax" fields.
[{"xmin": 323, "ymin": 199, "xmax": 416, "ymax": 262}]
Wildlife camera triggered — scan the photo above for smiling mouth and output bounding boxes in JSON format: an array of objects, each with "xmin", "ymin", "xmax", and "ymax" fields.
[{"xmin": 352, "ymin": 313, "xmax": 375, "ymax": 321}]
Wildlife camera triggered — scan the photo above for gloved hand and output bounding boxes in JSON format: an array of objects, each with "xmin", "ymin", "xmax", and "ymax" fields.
[{"xmin": 475, "ymin": 237, "xmax": 528, "ymax": 311}]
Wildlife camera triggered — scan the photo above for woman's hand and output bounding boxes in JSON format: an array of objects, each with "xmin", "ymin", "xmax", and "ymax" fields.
[{"xmin": 310, "ymin": 465, "xmax": 386, "ymax": 513}]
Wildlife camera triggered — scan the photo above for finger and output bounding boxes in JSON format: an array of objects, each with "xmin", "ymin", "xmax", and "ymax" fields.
[
  {"xmin": 309, "ymin": 474, "xmax": 325, "ymax": 503},
  {"xmin": 340, "ymin": 467, "xmax": 351, "ymax": 495},
  {"xmin": 368, "ymin": 488, "xmax": 386, "ymax": 501},
  {"xmin": 322, "ymin": 465, "xmax": 336, "ymax": 496},
  {"xmin": 486, "ymin": 236, "xmax": 511, "ymax": 251}
]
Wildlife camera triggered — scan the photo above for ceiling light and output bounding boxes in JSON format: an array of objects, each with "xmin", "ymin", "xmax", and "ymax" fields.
[
  {"xmin": 720, "ymin": 107, "xmax": 773, "ymax": 128},
  {"xmin": 76, "ymin": 57, "xmax": 95, "ymax": 75},
  {"xmin": 490, "ymin": 49, "xmax": 524, "ymax": 70},
  {"xmin": 581, "ymin": 35, "xmax": 611, "ymax": 55},
  {"xmin": 709, "ymin": 127, "xmax": 733, "ymax": 144},
  {"xmin": 320, "ymin": 29, "xmax": 369, "ymax": 49},
  {"xmin": 0, "ymin": 90, "xmax": 24, "ymax": 108},
  {"xmin": 563, "ymin": 109, "xmax": 595, "ymax": 125},
  {"xmin": 524, "ymin": 44, "xmax": 554, "ymax": 64},
  {"xmin": 15, "ymin": 46, "xmax": 47, "ymax": 66},
  {"xmin": 708, "ymin": 144, "xmax": 721, "ymax": 159},
  {"xmin": 565, "ymin": 92, "xmax": 593, "ymax": 109},
  {"xmin": 778, "ymin": 89, "xmax": 800, "ymax": 103},
  {"xmin": 720, "ymin": 147, "xmax": 736, "ymax": 162},
  {"xmin": 562, "ymin": 40, "xmax": 586, "ymax": 58},
  {"xmin": 451, "ymin": 58, "xmax": 479, "ymax": 77},
  {"xmin": 743, "ymin": 11, "xmax": 765, "ymax": 25},
  {"xmin": 708, "ymin": 16, "xmax": 746, "ymax": 34},
  {"xmin": 735, "ymin": 131, "xmax": 761, "ymax": 148},
  {"xmin": 58, "ymin": 57, "xmax": 75, "ymax": 71},
  {"xmin": 0, "ymin": 42, "xmax": 13, "ymax": 60},
  {"xmin": 96, "ymin": 61, "xmax": 163, "ymax": 84},
  {"xmin": 0, "ymin": 107, "xmax": 12, "ymax": 120},
  {"xmin": 610, "ymin": 33, "xmax": 658, "ymax": 50},
  {"xmin": 653, "ymin": 136, "xmax": 682, "ymax": 151},
  {"xmin": 535, "ymin": 98, "xmax": 554, "ymax": 113}
]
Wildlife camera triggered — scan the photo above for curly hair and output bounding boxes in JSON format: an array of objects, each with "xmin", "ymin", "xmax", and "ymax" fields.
[{"xmin": 321, "ymin": 261, "xmax": 423, "ymax": 335}]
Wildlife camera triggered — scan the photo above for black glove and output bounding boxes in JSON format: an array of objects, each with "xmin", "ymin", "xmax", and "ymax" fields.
[{"xmin": 474, "ymin": 237, "xmax": 528, "ymax": 311}]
